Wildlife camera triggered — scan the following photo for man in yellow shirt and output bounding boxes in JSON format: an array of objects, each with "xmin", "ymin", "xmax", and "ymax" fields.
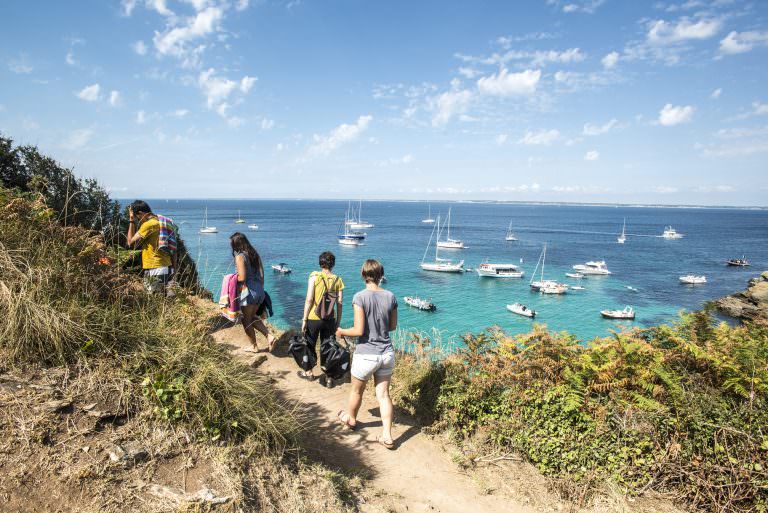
[{"xmin": 126, "ymin": 200, "xmax": 173, "ymax": 294}]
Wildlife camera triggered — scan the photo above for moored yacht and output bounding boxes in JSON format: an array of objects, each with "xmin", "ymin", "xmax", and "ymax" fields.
[
  {"xmin": 476, "ymin": 262, "xmax": 524, "ymax": 278},
  {"xmin": 617, "ymin": 218, "xmax": 626, "ymax": 244},
  {"xmin": 421, "ymin": 204, "xmax": 436, "ymax": 224},
  {"xmin": 601, "ymin": 306, "xmax": 635, "ymax": 320},
  {"xmin": 572, "ymin": 260, "xmax": 611, "ymax": 275},
  {"xmin": 436, "ymin": 207, "xmax": 466, "ymax": 249},
  {"xmin": 420, "ymin": 215, "xmax": 465, "ymax": 273},
  {"xmin": 505, "ymin": 220, "xmax": 518, "ymax": 241},
  {"xmin": 679, "ymin": 274, "xmax": 706, "ymax": 284},
  {"xmin": 662, "ymin": 226, "xmax": 684, "ymax": 239}
]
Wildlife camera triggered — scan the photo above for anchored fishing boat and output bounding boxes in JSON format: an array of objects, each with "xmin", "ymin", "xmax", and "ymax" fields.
[{"xmin": 726, "ymin": 257, "xmax": 750, "ymax": 267}]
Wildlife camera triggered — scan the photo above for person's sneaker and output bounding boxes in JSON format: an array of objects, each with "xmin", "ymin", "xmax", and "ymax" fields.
[{"xmin": 325, "ymin": 376, "xmax": 335, "ymax": 389}]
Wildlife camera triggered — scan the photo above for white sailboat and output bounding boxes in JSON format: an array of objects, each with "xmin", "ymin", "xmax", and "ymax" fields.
[
  {"xmin": 422, "ymin": 204, "xmax": 436, "ymax": 224},
  {"xmin": 338, "ymin": 211, "xmax": 365, "ymax": 246},
  {"xmin": 436, "ymin": 208, "xmax": 465, "ymax": 249},
  {"xmin": 617, "ymin": 218, "xmax": 626, "ymax": 244},
  {"xmin": 199, "ymin": 207, "xmax": 217, "ymax": 234},
  {"xmin": 529, "ymin": 244, "xmax": 561, "ymax": 291},
  {"xmin": 420, "ymin": 215, "xmax": 464, "ymax": 272},
  {"xmin": 235, "ymin": 210, "xmax": 245, "ymax": 224},
  {"xmin": 505, "ymin": 220, "xmax": 517, "ymax": 241},
  {"xmin": 349, "ymin": 200, "xmax": 374, "ymax": 229}
]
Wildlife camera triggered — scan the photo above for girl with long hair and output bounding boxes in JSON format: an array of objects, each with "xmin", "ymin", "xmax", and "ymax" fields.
[{"xmin": 230, "ymin": 232, "xmax": 276, "ymax": 352}]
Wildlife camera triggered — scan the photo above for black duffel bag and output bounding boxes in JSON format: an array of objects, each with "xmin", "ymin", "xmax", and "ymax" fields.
[
  {"xmin": 288, "ymin": 333, "xmax": 316, "ymax": 371},
  {"xmin": 320, "ymin": 336, "xmax": 350, "ymax": 380}
]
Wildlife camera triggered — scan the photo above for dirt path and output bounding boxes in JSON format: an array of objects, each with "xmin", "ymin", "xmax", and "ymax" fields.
[{"xmin": 212, "ymin": 325, "xmax": 539, "ymax": 513}]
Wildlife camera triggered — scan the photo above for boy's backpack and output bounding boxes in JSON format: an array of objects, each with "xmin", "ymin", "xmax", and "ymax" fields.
[
  {"xmin": 314, "ymin": 274, "xmax": 339, "ymax": 321},
  {"xmin": 320, "ymin": 336, "xmax": 350, "ymax": 380},
  {"xmin": 289, "ymin": 333, "xmax": 316, "ymax": 372}
]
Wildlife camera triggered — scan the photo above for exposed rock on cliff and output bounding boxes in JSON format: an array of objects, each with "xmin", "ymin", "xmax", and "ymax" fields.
[{"xmin": 715, "ymin": 271, "xmax": 768, "ymax": 320}]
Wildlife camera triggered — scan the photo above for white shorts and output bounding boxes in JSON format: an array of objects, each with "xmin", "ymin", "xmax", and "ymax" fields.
[{"xmin": 351, "ymin": 351, "xmax": 395, "ymax": 381}]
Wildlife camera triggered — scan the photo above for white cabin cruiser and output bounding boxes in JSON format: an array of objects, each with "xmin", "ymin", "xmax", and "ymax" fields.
[
  {"xmin": 679, "ymin": 275, "xmax": 706, "ymax": 284},
  {"xmin": 662, "ymin": 226, "xmax": 684, "ymax": 239},
  {"xmin": 572, "ymin": 260, "xmax": 611, "ymax": 275},
  {"xmin": 541, "ymin": 283, "xmax": 568, "ymax": 295},
  {"xmin": 404, "ymin": 296, "xmax": 436, "ymax": 311},
  {"xmin": 601, "ymin": 306, "xmax": 635, "ymax": 320},
  {"xmin": 476, "ymin": 262, "xmax": 524, "ymax": 278}
]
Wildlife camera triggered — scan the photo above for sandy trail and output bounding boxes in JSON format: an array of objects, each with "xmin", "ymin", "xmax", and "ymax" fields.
[{"xmin": 212, "ymin": 325, "xmax": 538, "ymax": 513}]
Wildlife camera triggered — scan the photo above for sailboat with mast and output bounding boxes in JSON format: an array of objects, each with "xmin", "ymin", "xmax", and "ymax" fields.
[
  {"xmin": 338, "ymin": 210, "xmax": 366, "ymax": 246},
  {"xmin": 617, "ymin": 218, "xmax": 626, "ymax": 244},
  {"xmin": 420, "ymin": 215, "xmax": 464, "ymax": 272},
  {"xmin": 505, "ymin": 220, "xmax": 517, "ymax": 241},
  {"xmin": 421, "ymin": 204, "xmax": 435, "ymax": 224},
  {"xmin": 199, "ymin": 207, "xmax": 217, "ymax": 234},
  {"xmin": 349, "ymin": 200, "xmax": 374, "ymax": 229},
  {"xmin": 436, "ymin": 208, "xmax": 465, "ymax": 249},
  {"xmin": 235, "ymin": 210, "xmax": 245, "ymax": 224},
  {"xmin": 529, "ymin": 244, "xmax": 564, "ymax": 292}
]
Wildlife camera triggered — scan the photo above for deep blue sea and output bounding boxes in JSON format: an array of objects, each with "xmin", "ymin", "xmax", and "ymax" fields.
[{"xmin": 141, "ymin": 200, "xmax": 767, "ymax": 346}]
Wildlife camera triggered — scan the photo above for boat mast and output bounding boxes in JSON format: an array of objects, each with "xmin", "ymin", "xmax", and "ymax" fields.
[
  {"xmin": 529, "ymin": 245, "xmax": 543, "ymax": 285},
  {"xmin": 541, "ymin": 243, "xmax": 547, "ymax": 281},
  {"xmin": 446, "ymin": 208, "xmax": 451, "ymax": 240},
  {"xmin": 422, "ymin": 215, "xmax": 438, "ymax": 263}
]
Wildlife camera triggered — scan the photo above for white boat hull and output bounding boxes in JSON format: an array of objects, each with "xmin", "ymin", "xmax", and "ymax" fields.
[
  {"xmin": 421, "ymin": 261, "xmax": 465, "ymax": 273},
  {"xmin": 437, "ymin": 241, "xmax": 465, "ymax": 249},
  {"xmin": 507, "ymin": 303, "xmax": 535, "ymax": 318},
  {"xmin": 476, "ymin": 266, "xmax": 524, "ymax": 278},
  {"xmin": 338, "ymin": 239, "xmax": 363, "ymax": 246},
  {"xmin": 679, "ymin": 276, "xmax": 706, "ymax": 284},
  {"xmin": 200, "ymin": 227, "xmax": 218, "ymax": 234}
]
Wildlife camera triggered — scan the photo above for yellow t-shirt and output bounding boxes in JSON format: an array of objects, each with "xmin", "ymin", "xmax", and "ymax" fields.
[
  {"xmin": 137, "ymin": 218, "xmax": 172, "ymax": 270},
  {"xmin": 307, "ymin": 271, "xmax": 345, "ymax": 321}
]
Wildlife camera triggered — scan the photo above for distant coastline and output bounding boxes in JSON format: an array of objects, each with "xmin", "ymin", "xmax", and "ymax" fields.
[{"xmin": 116, "ymin": 197, "xmax": 768, "ymax": 211}]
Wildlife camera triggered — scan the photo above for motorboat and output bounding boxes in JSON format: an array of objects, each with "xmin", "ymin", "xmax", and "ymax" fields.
[
  {"xmin": 679, "ymin": 275, "xmax": 706, "ymax": 284},
  {"xmin": 565, "ymin": 272, "xmax": 583, "ymax": 279},
  {"xmin": 338, "ymin": 238, "xmax": 363, "ymax": 246},
  {"xmin": 436, "ymin": 208, "xmax": 466, "ymax": 249},
  {"xmin": 601, "ymin": 306, "xmax": 635, "ymax": 320},
  {"xmin": 617, "ymin": 218, "xmax": 626, "ymax": 244},
  {"xmin": 572, "ymin": 260, "xmax": 612, "ymax": 275},
  {"xmin": 726, "ymin": 257, "xmax": 750, "ymax": 267},
  {"xmin": 272, "ymin": 263, "xmax": 292, "ymax": 274},
  {"xmin": 662, "ymin": 226, "xmax": 684, "ymax": 239},
  {"xmin": 505, "ymin": 220, "xmax": 518, "ymax": 241},
  {"xmin": 507, "ymin": 303, "xmax": 536, "ymax": 318},
  {"xmin": 248, "ymin": 224, "xmax": 259, "ymax": 230},
  {"xmin": 476, "ymin": 262, "xmax": 524, "ymax": 278},
  {"xmin": 572, "ymin": 260, "xmax": 611, "ymax": 275},
  {"xmin": 404, "ymin": 296, "xmax": 436, "ymax": 311},
  {"xmin": 199, "ymin": 207, "xmax": 218, "ymax": 234},
  {"xmin": 235, "ymin": 210, "xmax": 245, "ymax": 224},
  {"xmin": 569, "ymin": 285, "xmax": 585, "ymax": 290},
  {"xmin": 421, "ymin": 204, "xmax": 436, "ymax": 224},
  {"xmin": 541, "ymin": 283, "xmax": 568, "ymax": 295},
  {"xmin": 626, "ymin": 286, "xmax": 638, "ymax": 292},
  {"xmin": 420, "ymin": 214, "xmax": 465, "ymax": 273}
]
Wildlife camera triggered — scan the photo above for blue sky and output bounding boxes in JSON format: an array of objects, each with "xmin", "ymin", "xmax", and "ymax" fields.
[{"xmin": 1, "ymin": 0, "xmax": 767, "ymax": 205}]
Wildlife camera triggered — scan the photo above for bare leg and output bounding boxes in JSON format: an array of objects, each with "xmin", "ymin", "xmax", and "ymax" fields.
[
  {"xmin": 241, "ymin": 304, "xmax": 260, "ymax": 350},
  {"xmin": 251, "ymin": 315, "xmax": 277, "ymax": 351},
  {"xmin": 345, "ymin": 376, "xmax": 367, "ymax": 426},
  {"xmin": 374, "ymin": 375, "xmax": 393, "ymax": 442}
]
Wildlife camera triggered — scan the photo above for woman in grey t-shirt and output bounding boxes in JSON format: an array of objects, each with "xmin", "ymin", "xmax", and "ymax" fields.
[{"xmin": 336, "ymin": 259, "xmax": 398, "ymax": 449}]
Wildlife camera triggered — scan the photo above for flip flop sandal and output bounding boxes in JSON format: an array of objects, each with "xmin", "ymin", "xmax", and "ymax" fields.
[
  {"xmin": 296, "ymin": 371, "xmax": 315, "ymax": 381},
  {"xmin": 337, "ymin": 411, "xmax": 356, "ymax": 431},
  {"xmin": 243, "ymin": 347, "xmax": 260, "ymax": 354},
  {"xmin": 377, "ymin": 436, "xmax": 395, "ymax": 450}
]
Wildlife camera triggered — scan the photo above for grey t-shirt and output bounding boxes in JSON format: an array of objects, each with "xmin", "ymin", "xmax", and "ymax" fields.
[{"xmin": 352, "ymin": 289, "xmax": 397, "ymax": 355}]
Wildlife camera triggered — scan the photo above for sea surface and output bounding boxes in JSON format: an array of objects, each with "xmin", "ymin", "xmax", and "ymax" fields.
[{"xmin": 141, "ymin": 199, "xmax": 768, "ymax": 346}]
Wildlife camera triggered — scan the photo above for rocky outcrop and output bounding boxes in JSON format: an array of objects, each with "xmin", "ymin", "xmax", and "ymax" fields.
[{"xmin": 715, "ymin": 271, "xmax": 768, "ymax": 321}]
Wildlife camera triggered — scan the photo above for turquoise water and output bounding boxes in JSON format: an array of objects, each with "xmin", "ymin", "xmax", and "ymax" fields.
[{"xmin": 146, "ymin": 200, "xmax": 767, "ymax": 345}]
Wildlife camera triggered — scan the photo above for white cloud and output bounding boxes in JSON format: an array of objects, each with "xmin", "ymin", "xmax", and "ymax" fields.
[
  {"xmin": 518, "ymin": 129, "xmax": 560, "ymax": 145},
  {"xmin": 495, "ymin": 134, "xmax": 509, "ymax": 145},
  {"xmin": 710, "ymin": 88, "xmax": 722, "ymax": 99},
  {"xmin": 559, "ymin": 0, "xmax": 605, "ymax": 14},
  {"xmin": 583, "ymin": 119, "xmax": 618, "ymax": 136},
  {"xmin": 584, "ymin": 150, "xmax": 600, "ymax": 161},
  {"xmin": 715, "ymin": 125, "xmax": 768, "ymax": 139},
  {"xmin": 528, "ymin": 48, "xmax": 585, "ymax": 66},
  {"xmin": 148, "ymin": 0, "xmax": 174, "ymax": 16},
  {"xmin": 198, "ymin": 68, "xmax": 257, "ymax": 115},
  {"xmin": 260, "ymin": 118, "xmax": 275, "ymax": 130},
  {"xmin": 61, "ymin": 129, "xmax": 94, "ymax": 150},
  {"xmin": 153, "ymin": 6, "xmax": 223, "ymax": 65},
  {"xmin": 172, "ymin": 109, "xmax": 189, "ymax": 118},
  {"xmin": 308, "ymin": 115, "xmax": 372, "ymax": 157},
  {"xmin": 457, "ymin": 67, "xmax": 480, "ymax": 79},
  {"xmin": 65, "ymin": 50, "xmax": 77, "ymax": 66},
  {"xmin": 719, "ymin": 31, "xmax": 768, "ymax": 55},
  {"xmin": 701, "ymin": 142, "xmax": 768, "ymax": 157},
  {"xmin": 227, "ymin": 116, "xmax": 245, "ymax": 128},
  {"xmin": 121, "ymin": 0, "xmax": 138, "ymax": 16},
  {"xmin": 235, "ymin": 0, "xmax": 249, "ymax": 11},
  {"xmin": 77, "ymin": 83, "xmax": 101, "ymax": 102},
  {"xmin": 431, "ymin": 89, "xmax": 473, "ymax": 127},
  {"xmin": 693, "ymin": 185, "xmax": 735, "ymax": 192},
  {"xmin": 601, "ymin": 51, "xmax": 619, "ymax": 69},
  {"xmin": 8, "ymin": 55, "xmax": 33, "ymax": 74},
  {"xmin": 136, "ymin": 110, "xmax": 147, "ymax": 124},
  {"xmin": 133, "ymin": 40, "xmax": 148, "ymax": 56},
  {"xmin": 477, "ymin": 68, "xmax": 541, "ymax": 97},
  {"xmin": 647, "ymin": 17, "xmax": 722, "ymax": 44},
  {"xmin": 108, "ymin": 90, "xmax": 121, "ymax": 107},
  {"xmin": 658, "ymin": 103, "xmax": 695, "ymax": 126},
  {"xmin": 654, "ymin": 186, "xmax": 679, "ymax": 194},
  {"xmin": 733, "ymin": 101, "xmax": 768, "ymax": 120}
]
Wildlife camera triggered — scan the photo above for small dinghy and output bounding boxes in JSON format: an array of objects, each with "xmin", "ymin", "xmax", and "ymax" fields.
[
  {"xmin": 271, "ymin": 263, "xmax": 292, "ymax": 274},
  {"xmin": 565, "ymin": 272, "xmax": 584, "ymax": 279},
  {"xmin": 626, "ymin": 286, "xmax": 638, "ymax": 292},
  {"xmin": 507, "ymin": 303, "xmax": 536, "ymax": 318},
  {"xmin": 248, "ymin": 224, "xmax": 259, "ymax": 230},
  {"xmin": 679, "ymin": 275, "xmax": 706, "ymax": 285},
  {"xmin": 601, "ymin": 306, "xmax": 635, "ymax": 320},
  {"xmin": 569, "ymin": 285, "xmax": 585, "ymax": 290},
  {"xmin": 404, "ymin": 296, "xmax": 436, "ymax": 311}
]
